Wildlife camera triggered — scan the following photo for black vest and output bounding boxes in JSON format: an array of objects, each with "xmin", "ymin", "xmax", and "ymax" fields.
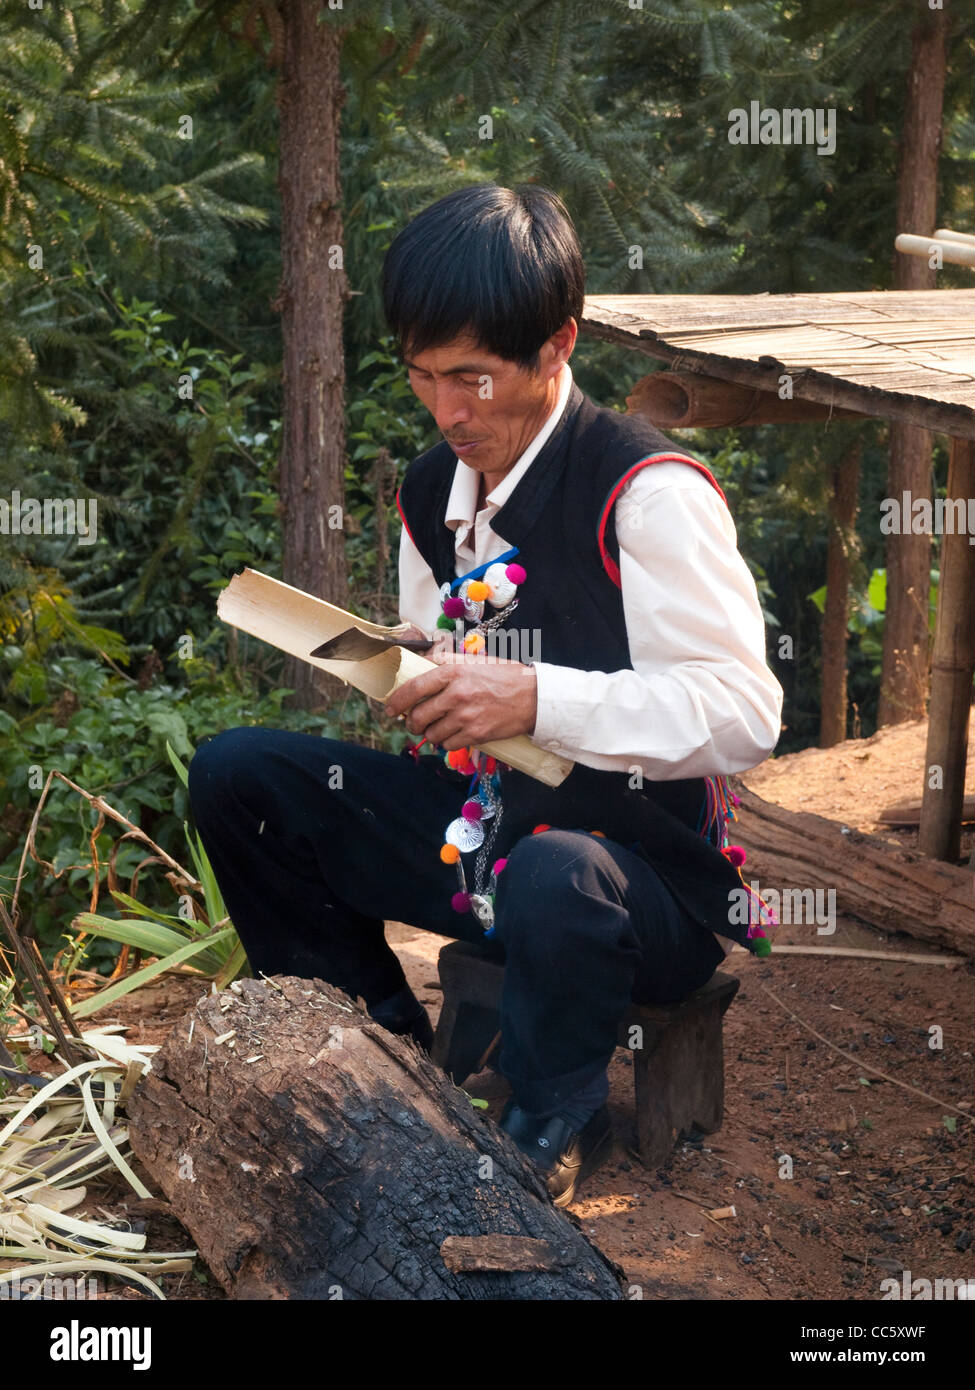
[{"xmin": 398, "ymin": 381, "xmax": 758, "ymax": 950}]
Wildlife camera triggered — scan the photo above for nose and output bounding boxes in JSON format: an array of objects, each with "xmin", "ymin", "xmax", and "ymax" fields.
[{"xmin": 431, "ymin": 381, "xmax": 473, "ymax": 436}]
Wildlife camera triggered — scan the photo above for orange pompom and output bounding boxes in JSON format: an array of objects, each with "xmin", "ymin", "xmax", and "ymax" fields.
[
  {"xmin": 463, "ymin": 632, "xmax": 485, "ymax": 654},
  {"xmin": 591, "ymin": 830, "xmax": 606, "ymax": 838},
  {"xmin": 446, "ymin": 748, "xmax": 470, "ymax": 769},
  {"xmin": 467, "ymin": 580, "xmax": 490, "ymax": 601},
  {"xmin": 440, "ymin": 843, "xmax": 460, "ymax": 864}
]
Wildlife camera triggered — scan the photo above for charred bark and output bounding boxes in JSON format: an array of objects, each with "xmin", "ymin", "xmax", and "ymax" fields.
[{"xmin": 127, "ymin": 975, "xmax": 625, "ymax": 1300}]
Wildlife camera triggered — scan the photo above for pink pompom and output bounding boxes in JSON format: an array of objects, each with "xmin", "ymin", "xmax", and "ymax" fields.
[
  {"xmin": 723, "ymin": 844, "xmax": 746, "ymax": 867},
  {"xmin": 505, "ymin": 563, "xmax": 526, "ymax": 585},
  {"xmin": 451, "ymin": 891, "xmax": 471, "ymax": 913},
  {"xmin": 461, "ymin": 799, "xmax": 483, "ymax": 822},
  {"xmin": 460, "ymin": 760, "xmax": 477, "ymax": 777},
  {"xmin": 443, "ymin": 596, "xmax": 466, "ymax": 619},
  {"xmin": 492, "ymin": 857, "xmax": 508, "ymax": 876}
]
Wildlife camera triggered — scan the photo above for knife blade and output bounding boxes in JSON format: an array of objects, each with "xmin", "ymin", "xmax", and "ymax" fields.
[{"xmin": 310, "ymin": 627, "xmax": 435, "ymax": 661}]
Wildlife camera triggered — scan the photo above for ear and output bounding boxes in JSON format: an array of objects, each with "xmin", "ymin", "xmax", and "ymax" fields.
[{"xmin": 542, "ymin": 319, "xmax": 577, "ymax": 376}]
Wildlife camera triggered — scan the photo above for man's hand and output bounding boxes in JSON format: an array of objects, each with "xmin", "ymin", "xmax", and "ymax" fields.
[{"xmin": 385, "ymin": 652, "xmax": 538, "ymax": 749}]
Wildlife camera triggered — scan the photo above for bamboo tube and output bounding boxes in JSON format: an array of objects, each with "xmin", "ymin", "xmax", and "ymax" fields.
[
  {"xmin": 626, "ymin": 372, "xmax": 861, "ymax": 428},
  {"xmin": 216, "ymin": 568, "xmax": 574, "ymax": 788}
]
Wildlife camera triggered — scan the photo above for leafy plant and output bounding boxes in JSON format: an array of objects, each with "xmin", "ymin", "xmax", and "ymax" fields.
[
  {"xmin": 808, "ymin": 566, "xmax": 941, "ymax": 679},
  {"xmin": 64, "ymin": 743, "xmax": 245, "ymax": 1017}
]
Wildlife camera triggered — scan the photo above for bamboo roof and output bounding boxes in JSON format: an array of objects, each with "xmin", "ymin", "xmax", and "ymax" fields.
[{"xmin": 581, "ymin": 290, "xmax": 975, "ymax": 440}]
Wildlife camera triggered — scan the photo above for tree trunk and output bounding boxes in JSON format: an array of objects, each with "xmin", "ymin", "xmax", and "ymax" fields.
[
  {"xmin": 731, "ymin": 783, "xmax": 975, "ymax": 958},
  {"xmin": 820, "ymin": 439, "xmax": 861, "ymax": 747},
  {"xmin": 275, "ymin": 2, "xmax": 349, "ymax": 710},
  {"xmin": 126, "ymin": 975, "xmax": 625, "ymax": 1301},
  {"xmin": 878, "ymin": 5, "xmax": 948, "ymax": 725}
]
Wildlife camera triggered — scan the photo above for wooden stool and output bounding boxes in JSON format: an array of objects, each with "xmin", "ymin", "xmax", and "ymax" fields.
[{"xmin": 431, "ymin": 939, "xmax": 739, "ymax": 1169}]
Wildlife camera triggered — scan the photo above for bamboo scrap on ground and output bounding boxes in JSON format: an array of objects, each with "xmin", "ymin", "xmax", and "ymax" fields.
[
  {"xmin": 127, "ymin": 975, "xmax": 625, "ymax": 1301},
  {"xmin": 732, "ymin": 783, "xmax": 975, "ymax": 958},
  {"xmin": 729, "ymin": 944, "xmax": 964, "ymax": 967},
  {"xmin": 0, "ymin": 1027, "xmax": 195, "ymax": 1300}
]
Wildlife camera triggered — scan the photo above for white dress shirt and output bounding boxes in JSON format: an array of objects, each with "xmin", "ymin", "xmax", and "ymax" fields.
[{"xmin": 397, "ymin": 363, "xmax": 784, "ymax": 785}]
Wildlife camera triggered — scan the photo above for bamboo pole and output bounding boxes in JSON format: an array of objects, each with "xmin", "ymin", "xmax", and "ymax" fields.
[
  {"xmin": 895, "ymin": 234, "xmax": 975, "ymax": 268},
  {"xmin": 919, "ymin": 437, "xmax": 975, "ymax": 860},
  {"xmin": 934, "ymin": 227, "xmax": 975, "ymax": 247}
]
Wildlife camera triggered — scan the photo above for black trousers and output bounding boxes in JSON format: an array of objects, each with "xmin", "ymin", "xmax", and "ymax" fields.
[{"xmin": 187, "ymin": 727, "xmax": 725, "ymax": 1114}]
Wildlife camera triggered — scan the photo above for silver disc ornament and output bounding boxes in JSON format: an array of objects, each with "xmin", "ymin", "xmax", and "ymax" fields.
[
  {"xmin": 444, "ymin": 816, "xmax": 485, "ymax": 852},
  {"xmin": 469, "ymin": 894, "xmax": 495, "ymax": 929},
  {"xmin": 458, "ymin": 578, "xmax": 485, "ymax": 623}
]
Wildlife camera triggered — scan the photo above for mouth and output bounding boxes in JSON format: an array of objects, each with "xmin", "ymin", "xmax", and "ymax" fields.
[{"xmin": 448, "ymin": 438, "xmax": 485, "ymax": 454}]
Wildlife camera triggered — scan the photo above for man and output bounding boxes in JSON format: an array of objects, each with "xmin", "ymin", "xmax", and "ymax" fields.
[{"xmin": 188, "ymin": 183, "xmax": 783, "ymax": 1207}]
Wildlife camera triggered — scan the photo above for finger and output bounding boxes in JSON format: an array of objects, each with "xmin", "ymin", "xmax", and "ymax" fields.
[
  {"xmin": 428, "ymin": 648, "xmax": 475, "ymax": 668},
  {"xmin": 385, "ymin": 666, "xmax": 451, "ymax": 718},
  {"xmin": 419, "ymin": 714, "xmax": 468, "ymax": 749},
  {"xmin": 403, "ymin": 688, "xmax": 457, "ymax": 737}
]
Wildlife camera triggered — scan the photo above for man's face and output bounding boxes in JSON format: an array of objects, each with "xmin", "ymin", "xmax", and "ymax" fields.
[{"xmin": 403, "ymin": 324, "xmax": 574, "ymax": 480}]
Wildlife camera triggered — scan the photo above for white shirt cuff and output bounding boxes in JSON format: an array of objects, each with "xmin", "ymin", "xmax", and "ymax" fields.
[{"xmin": 531, "ymin": 661, "xmax": 590, "ymax": 755}]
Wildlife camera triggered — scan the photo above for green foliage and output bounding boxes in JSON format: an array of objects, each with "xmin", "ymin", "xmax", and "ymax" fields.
[
  {"xmin": 0, "ymin": 0, "xmax": 271, "ymax": 483},
  {"xmin": 809, "ymin": 565, "xmax": 941, "ymax": 684},
  {"xmin": 0, "ymin": 653, "xmax": 341, "ymax": 958},
  {"xmin": 64, "ymin": 741, "xmax": 248, "ymax": 1011},
  {"xmin": 344, "ymin": 339, "xmax": 438, "ymax": 622}
]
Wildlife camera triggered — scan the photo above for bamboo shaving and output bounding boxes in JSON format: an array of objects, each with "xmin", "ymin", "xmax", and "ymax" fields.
[{"xmin": 0, "ymin": 1035, "xmax": 196, "ymax": 1300}]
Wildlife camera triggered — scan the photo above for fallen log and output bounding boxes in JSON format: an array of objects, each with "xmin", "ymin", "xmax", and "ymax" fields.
[
  {"xmin": 732, "ymin": 783, "xmax": 975, "ymax": 958},
  {"xmin": 127, "ymin": 975, "xmax": 625, "ymax": 1301}
]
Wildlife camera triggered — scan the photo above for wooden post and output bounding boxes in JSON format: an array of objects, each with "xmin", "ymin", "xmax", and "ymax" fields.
[
  {"xmin": 919, "ymin": 437, "xmax": 975, "ymax": 861},
  {"xmin": 820, "ymin": 439, "xmax": 861, "ymax": 747}
]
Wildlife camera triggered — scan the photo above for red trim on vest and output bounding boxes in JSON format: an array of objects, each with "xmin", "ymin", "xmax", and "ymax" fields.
[
  {"xmin": 597, "ymin": 453, "xmax": 728, "ymax": 589},
  {"xmin": 396, "ymin": 486, "xmax": 415, "ymax": 544}
]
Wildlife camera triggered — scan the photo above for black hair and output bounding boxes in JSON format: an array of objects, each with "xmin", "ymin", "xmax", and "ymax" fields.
[{"xmin": 381, "ymin": 183, "xmax": 584, "ymax": 370}]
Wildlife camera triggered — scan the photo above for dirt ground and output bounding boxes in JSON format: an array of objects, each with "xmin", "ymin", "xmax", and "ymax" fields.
[{"xmin": 20, "ymin": 718, "xmax": 974, "ymax": 1301}]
